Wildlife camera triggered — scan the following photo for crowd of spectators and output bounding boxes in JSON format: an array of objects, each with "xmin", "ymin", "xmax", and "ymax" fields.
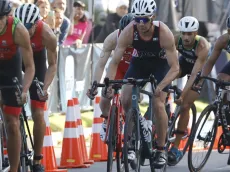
[{"xmin": 9, "ymin": 0, "xmax": 130, "ymax": 48}]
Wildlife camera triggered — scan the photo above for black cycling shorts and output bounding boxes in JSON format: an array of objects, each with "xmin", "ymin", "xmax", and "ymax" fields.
[
  {"xmin": 124, "ymin": 57, "xmax": 170, "ymax": 92},
  {"xmin": 23, "ymin": 48, "xmax": 47, "ymax": 109},
  {"xmin": 219, "ymin": 61, "xmax": 230, "ymax": 76},
  {"xmin": 179, "ymin": 56, "xmax": 194, "ymax": 78},
  {"xmin": 0, "ymin": 49, "xmax": 22, "ymax": 115}
]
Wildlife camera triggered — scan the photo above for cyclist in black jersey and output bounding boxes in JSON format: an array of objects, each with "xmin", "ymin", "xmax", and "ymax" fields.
[
  {"xmin": 0, "ymin": 1, "xmax": 35, "ymax": 172},
  {"xmin": 200, "ymin": 17, "xmax": 230, "ymax": 92},
  {"xmin": 104, "ymin": 0, "xmax": 179, "ymax": 168},
  {"xmin": 167, "ymin": 16, "xmax": 210, "ymax": 165}
]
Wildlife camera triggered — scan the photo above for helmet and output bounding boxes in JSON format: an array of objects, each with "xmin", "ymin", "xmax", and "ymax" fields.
[
  {"xmin": 119, "ymin": 13, "xmax": 134, "ymax": 30},
  {"xmin": 0, "ymin": 0, "xmax": 11, "ymax": 16},
  {"xmin": 178, "ymin": 16, "xmax": 199, "ymax": 32},
  {"xmin": 14, "ymin": 3, "xmax": 40, "ymax": 29},
  {"xmin": 131, "ymin": 0, "xmax": 157, "ymax": 17},
  {"xmin": 226, "ymin": 16, "xmax": 230, "ymax": 28}
]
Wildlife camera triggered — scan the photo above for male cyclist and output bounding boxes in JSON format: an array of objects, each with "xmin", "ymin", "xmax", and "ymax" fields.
[
  {"xmin": 104, "ymin": 0, "xmax": 179, "ymax": 168},
  {"xmin": 0, "ymin": 1, "xmax": 35, "ymax": 172},
  {"xmin": 168, "ymin": 16, "xmax": 210, "ymax": 165},
  {"xmin": 88, "ymin": 13, "xmax": 134, "ymax": 141},
  {"xmin": 14, "ymin": 3, "xmax": 57, "ymax": 171},
  {"xmin": 200, "ymin": 17, "xmax": 230, "ymax": 93}
]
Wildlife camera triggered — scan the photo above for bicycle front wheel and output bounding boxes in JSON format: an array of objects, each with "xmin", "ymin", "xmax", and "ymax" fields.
[
  {"xmin": 188, "ymin": 104, "xmax": 218, "ymax": 172},
  {"xmin": 107, "ymin": 105, "xmax": 117, "ymax": 172},
  {"xmin": 123, "ymin": 108, "xmax": 141, "ymax": 172}
]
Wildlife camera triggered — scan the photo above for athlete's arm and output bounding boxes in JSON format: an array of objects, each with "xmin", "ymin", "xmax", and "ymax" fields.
[
  {"xmin": 105, "ymin": 22, "xmax": 133, "ymax": 80},
  {"xmin": 158, "ymin": 22, "xmax": 179, "ymax": 90},
  {"xmin": 201, "ymin": 35, "xmax": 227, "ymax": 77},
  {"xmin": 14, "ymin": 23, "xmax": 35, "ymax": 93},
  {"xmin": 93, "ymin": 30, "xmax": 117, "ymax": 82},
  {"xmin": 42, "ymin": 23, "xmax": 57, "ymax": 91},
  {"xmin": 181, "ymin": 37, "xmax": 210, "ymax": 97}
]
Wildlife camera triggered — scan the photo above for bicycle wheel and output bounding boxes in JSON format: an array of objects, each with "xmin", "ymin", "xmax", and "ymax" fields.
[
  {"xmin": 166, "ymin": 103, "xmax": 196, "ymax": 166},
  {"xmin": 107, "ymin": 105, "xmax": 116, "ymax": 172},
  {"xmin": 123, "ymin": 108, "xmax": 141, "ymax": 172},
  {"xmin": 19, "ymin": 116, "xmax": 29, "ymax": 172},
  {"xmin": 188, "ymin": 104, "xmax": 218, "ymax": 172}
]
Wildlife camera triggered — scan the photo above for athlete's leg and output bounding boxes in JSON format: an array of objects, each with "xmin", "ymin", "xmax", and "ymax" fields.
[
  {"xmin": 173, "ymin": 90, "xmax": 199, "ymax": 148},
  {"xmin": 3, "ymin": 106, "xmax": 21, "ymax": 172}
]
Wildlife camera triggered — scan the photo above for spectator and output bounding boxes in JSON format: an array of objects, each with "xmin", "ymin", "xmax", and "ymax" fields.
[
  {"xmin": 83, "ymin": 11, "xmax": 92, "ymax": 44},
  {"xmin": 36, "ymin": 0, "xmax": 56, "ymax": 29},
  {"xmin": 63, "ymin": 1, "xmax": 88, "ymax": 48},
  {"xmin": 9, "ymin": 0, "xmax": 22, "ymax": 15},
  {"xmin": 95, "ymin": 0, "xmax": 129, "ymax": 43},
  {"xmin": 51, "ymin": 0, "xmax": 70, "ymax": 45},
  {"xmin": 88, "ymin": 11, "xmax": 107, "ymax": 43}
]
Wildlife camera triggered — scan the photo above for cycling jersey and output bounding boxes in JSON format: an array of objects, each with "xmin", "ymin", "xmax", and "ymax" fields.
[
  {"xmin": 125, "ymin": 21, "xmax": 170, "ymax": 92},
  {"xmin": 23, "ymin": 20, "xmax": 47, "ymax": 109},
  {"xmin": 0, "ymin": 17, "xmax": 22, "ymax": 115},
  {"xmin": 0, "ymin": 17, "xmax": 19, "ymax": 59},
  {"xmin": 115, "ymin": 30, "xmax": 133, "ymax": 79},
  {"xmin": 31, "ymin": 20, "xmax": 45, "ymax": 52},
  {"xmin": 177, "ymin": 35, "xmax": 201, "ymax": 77},
  {"xmin": 220, "ymin": 39, "xmax": 230, "ymax": 76}
]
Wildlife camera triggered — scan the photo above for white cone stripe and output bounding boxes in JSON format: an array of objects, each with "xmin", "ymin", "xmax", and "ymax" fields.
[
  {"xmin": 92, "ymin": 123, "xmax": 101, "ymax": 133},
  {"xmin": 63, "ymin": 128, "xmax": 80, "ymax": 138},
  {"xmin": 93, "ymin": 105, "xmax": 102, "ymax": 118},
  {"xmin": 79, "ymin": 125, "xmax": 84, "ymax": 135},
  {"xmin": 43, "ymin": 135, "xmax": 54, "ymax": 147},
  {"xmin": 66, "ymin": 107, "xmax": 76, "ymax": 121},
  {"xmin": 44, "ymin": 111, "xmax": 50, "ymax": 126},
  {"xmin": 75, "ymin": 105, "xmax": 81, "ymax": 119}
]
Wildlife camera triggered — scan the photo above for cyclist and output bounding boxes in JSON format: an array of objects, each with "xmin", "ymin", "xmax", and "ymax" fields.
[
  {"xmin": 87, "ymin": 13, "xmax": 134, "ymax": 140},
  {"xmin": 168, "ymin": 16, "xmax": 210, "ymax": 164},
  {"xmin": 199, "ymin": 17, "xmax": 230, "ymax": 90},
  {"xmin": 104, "ymin": 0, "xmax": 179, "ymax": 168},
  {"xmin": 0, "ymin": 0, "xmax": 35, "ymax": 172},
  {"xmin": 14, "ymin": 3, "xmax": 57, "ymax": 171}
]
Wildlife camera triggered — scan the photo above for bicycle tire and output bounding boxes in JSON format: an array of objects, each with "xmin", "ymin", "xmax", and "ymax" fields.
[
  {"xmin": 123, "ymin": 108, "xmax": 141, "ymax": 172},
  {"xmin": 19, "ymin": 116, "xmax": 28, "ymax": 172},
  {"xmin": 107, "ymin": 105, "xmax": 116, "ymax": 172},
  {"xmin": 166, "ymin": 103, "xmax": 197, "ymax": 166},
  {"xmin": 188, "ymin": 104, "xmax": 218, "ymax": 172}
]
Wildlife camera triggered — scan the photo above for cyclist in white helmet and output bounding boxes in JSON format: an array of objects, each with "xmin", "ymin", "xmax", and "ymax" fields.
[
  {"xmin": 168, "ymin": 16, "xmax": 210, "ymax": 165},
  {"xmin": 104, "ymin": 0, "xmax": 179, "ymax": 169},
  {"xmin": 14, "ymin": 3, "xmax": 57, "ymax": 172}
]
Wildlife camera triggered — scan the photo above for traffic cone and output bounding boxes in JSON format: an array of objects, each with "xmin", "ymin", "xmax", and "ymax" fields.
[
  {"xmin": 89, "ymin": 96, "xmax": 108, "ymax": 161},
  {"xmin": 41, "ymin": 104, "xmax": 67, "ymax": 172},
  {"xmin": 73, "ymin": 98, "xmax": 94, "ymax": 165},
  {"xmin": 59, "ymin": 99, "xmax": 90, "ymax": 168}
]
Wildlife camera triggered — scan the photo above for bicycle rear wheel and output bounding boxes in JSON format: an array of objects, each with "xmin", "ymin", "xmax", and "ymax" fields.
[
  {"xmin": 166, "ymin": 103, "xmax": 196, "ymax": 166},
  {"xmin": 188, "ymin": 104, "xmax": 218, "ymax": 172},
  {"xmin": 123, "ymin": 108, "xmax": 141, "ymax": 172}
]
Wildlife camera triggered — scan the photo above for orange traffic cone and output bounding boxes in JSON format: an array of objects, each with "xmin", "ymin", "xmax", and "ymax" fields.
[
  {"xmin": 73, "ymin": 98, "xmax": 94, "ymax": 165},
  {"xmin": 41, "ymin": 104, "xmax": 67, "ymax": 172},
  {"xmin": 89, "ymin": 96, "xmax": 108, "ymax": 161},
  {"xmin": 59, "ymin": 99, "xmax": 89, "ymax": 168}
]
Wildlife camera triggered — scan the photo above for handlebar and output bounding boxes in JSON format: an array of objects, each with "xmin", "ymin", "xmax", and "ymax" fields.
[
  {"xmin": 193, "ymin": 71, "xmax": 230, "ymax": 89},
  {"xmin": 89, "ymin": 74, "xmax": 158, "ymax": 100}
]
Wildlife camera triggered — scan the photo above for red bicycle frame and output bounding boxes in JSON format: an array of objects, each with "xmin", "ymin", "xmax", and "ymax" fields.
[{"xmin": 105, "ymin": 92, "xmax": 125, "ymax": 151}]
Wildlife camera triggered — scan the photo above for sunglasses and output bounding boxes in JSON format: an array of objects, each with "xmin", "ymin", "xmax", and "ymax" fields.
[{"xmin": 134, "ymin": 17, "xmax": 151, "ymax": 24}]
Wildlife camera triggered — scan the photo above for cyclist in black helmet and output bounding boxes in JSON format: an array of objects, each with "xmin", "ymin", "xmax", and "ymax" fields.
[{"xmin": 0, "ymin": 0, "xmax": 35, "ymax": 172}]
